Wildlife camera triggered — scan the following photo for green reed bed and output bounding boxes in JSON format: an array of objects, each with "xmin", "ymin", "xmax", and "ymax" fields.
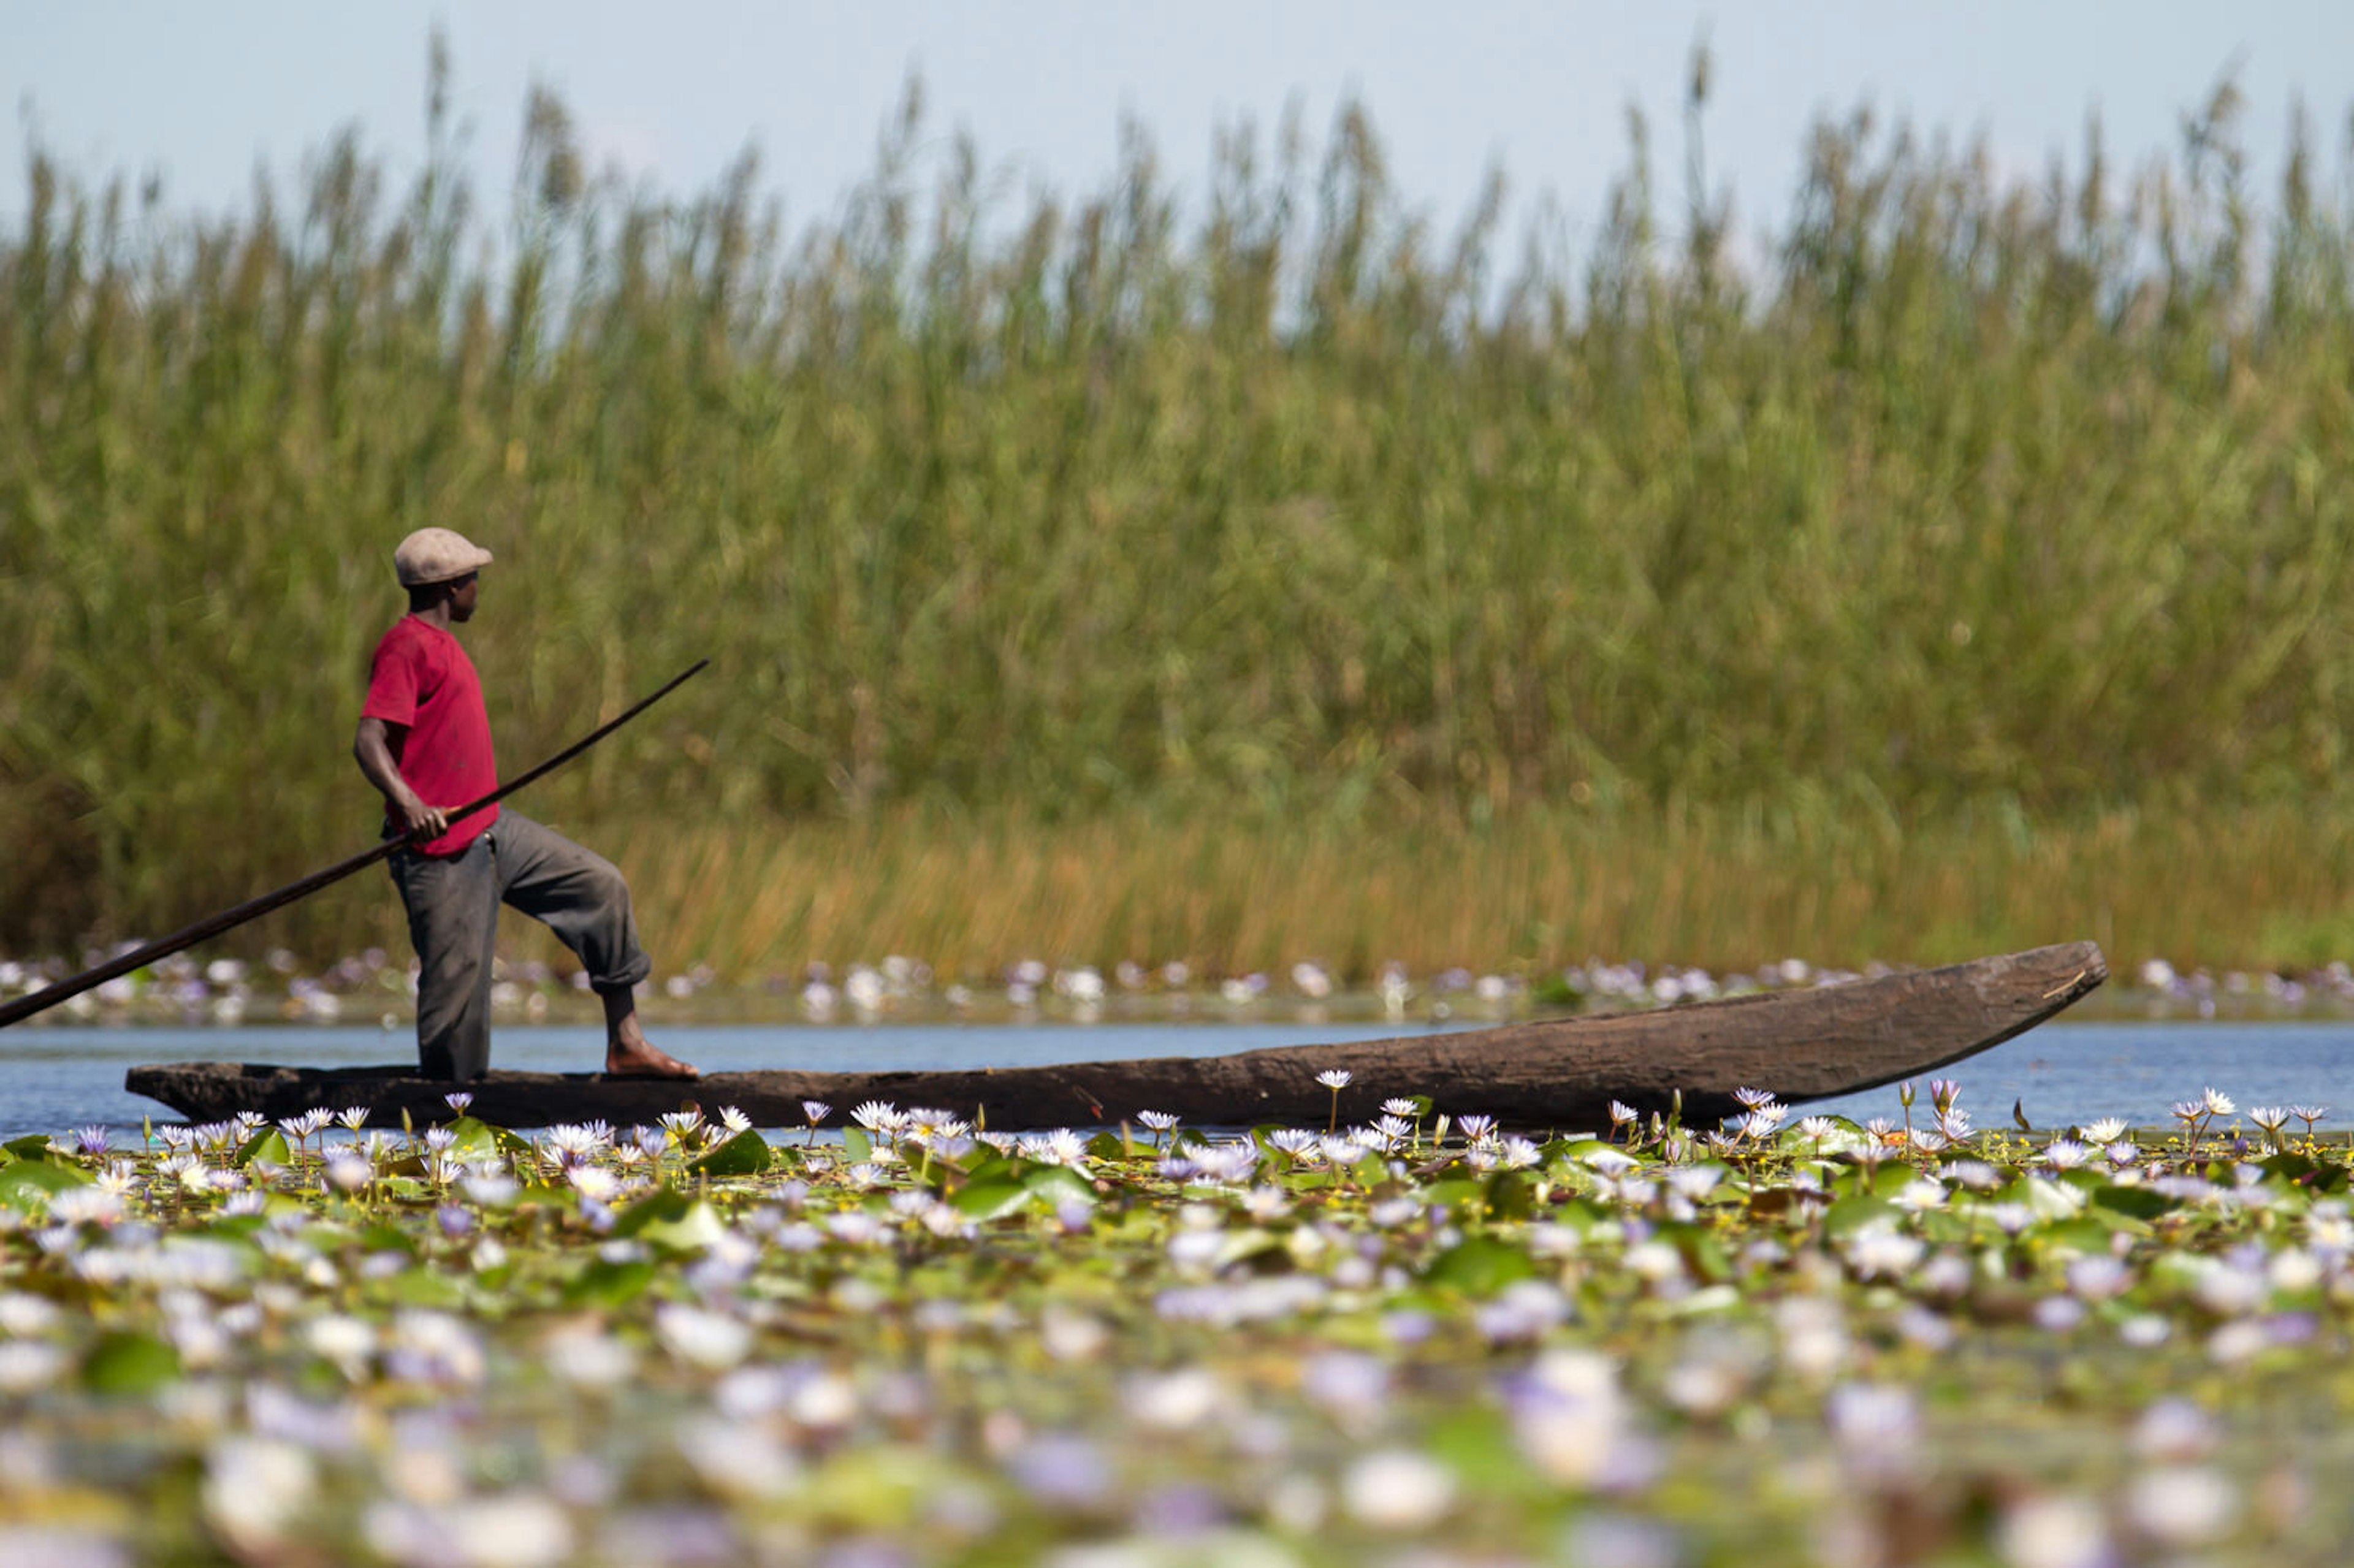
[
  {"xmin": 7, "ymin": 56, "xmax": 2354, "ymax": 974},
  {"xmin": 1, "ymin": 1078, "xmax": 2351, "ymax": 1564}
]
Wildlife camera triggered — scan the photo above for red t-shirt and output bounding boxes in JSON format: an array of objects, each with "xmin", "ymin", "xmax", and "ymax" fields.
[{"xmin": 362, "ymin": 616, "xmax": 500, "ymax": 855}]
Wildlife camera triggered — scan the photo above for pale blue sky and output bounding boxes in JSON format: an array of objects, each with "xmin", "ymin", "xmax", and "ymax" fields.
[{"xmin": 7, "ymin": 3, "xmax": 2352, "ymax": 251}]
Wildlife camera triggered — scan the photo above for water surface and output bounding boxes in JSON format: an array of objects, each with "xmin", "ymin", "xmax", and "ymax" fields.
[{"xmin": 9, "ymin": 1018, "xmax": 2354, "ymax": 1138}]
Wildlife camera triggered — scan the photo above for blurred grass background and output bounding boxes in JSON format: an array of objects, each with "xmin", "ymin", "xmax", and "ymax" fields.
[{"xmin": 6, "ymin": 44, "xmax": 2354, "ymax": 980}]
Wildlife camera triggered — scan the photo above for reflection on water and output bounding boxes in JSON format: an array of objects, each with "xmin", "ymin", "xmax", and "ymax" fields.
[{"xmin": 6, "ymin": 1020, "xmax": 2354, "ymax": 1136}]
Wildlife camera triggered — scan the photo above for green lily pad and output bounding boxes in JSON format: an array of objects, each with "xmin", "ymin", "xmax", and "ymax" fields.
[
  {"xmin": 381, "ymin": 1268, "xmax": 467, "ymax": 1309},
  {"xmin": 0, "ymin": 1159, "xmax": 91, "ymax": 1207},
  {"xmin": 2263, "ymin": 1152, "xmax": 2347, "ymax": 1192},
  {"xmin": 234, "ymin": 1127, "xmax": 291, "ymax": 1167},
  {"xmin": 562, "ymin": 1257, "xmax": 656, "ymax": 1308},
  {"xmin": 2091, "ymin": 1184, "xmax": 2176, "ymax": 1220},
  {"xmin": 1822, "ymin": 1195, "xmax": 1898, "ymax": 1236},
  {"xmin": 1025, "ymin": 1165, "xmax": 1097, "ymax": 1208},
  {"xmin": 612, "ymin": 1187, "xmax": 728, "ymax": 1250},
  {"xmin": 1485, "ymin": 1170, "xmax": 1536, "ymax": 1220},
  {"xmin": 690, "ymin": 1127, "xmax": 774, "ymax": 1178},
  {"xmin": 1421, "ymin": 1178, "xmax": 1484, "ymax": 1211},
  {"xmin": 953, "ymin": 1179, "xmax": 1033, "ymax": 1222},
  {"xmin": 82, "ymin": 1331, "xmax": 181, "ymax": 1396},
  {"xmin": 1423, "ymin": 1234, "xmax": 1537, "ymax": 1295}
]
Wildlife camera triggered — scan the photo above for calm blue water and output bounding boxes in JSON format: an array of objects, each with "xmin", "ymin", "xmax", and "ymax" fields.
[{"xmin": 6, "ymin": 1019, "xmax": 2354, "ymax": 1136}]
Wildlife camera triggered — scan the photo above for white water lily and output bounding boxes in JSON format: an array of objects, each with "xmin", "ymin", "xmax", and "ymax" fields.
[
  {"xmin": 0, "ymin": 1341, "xmax": 66, "ymax": 1393},
  {"xmin": 203, "ymin": 1439, "xmax": 316, "ymax": 1553},
  {"xmin": 304, "ymin": 1314, "xmax": 376, "ymax": 1377},
  {"xmin": 1891, "ymin": 1178, "xmax": 1948, "ymax": 1211},
  {"xmin": 566, "ymin": 1165, "xmax": 618, "ymax": 1202},
  {"xmin": 1341, "ymin": 1449, "xmax": 1455, "ymax": 1529},
  {"xmin": 654, "ymin": 1303, "xmax": 753, "ymax": 1369},
  {"xmin": 364, "ymin": 1491, "xmax": 574, "ymax": 1568},
  {"xmin": 2022, "ymin": 1178, "xmax": 2087, "ymax": 1221}
]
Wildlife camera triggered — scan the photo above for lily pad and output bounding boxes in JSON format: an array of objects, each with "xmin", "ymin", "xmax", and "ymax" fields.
[
  {"xmin": 82, "ymin": 1331, "xmax": 181, "ymax": 1396},
  {"xmin": 690, "ymin": 1127, "xmax": 774, "ymax": 1178},
  {"xmin": 1423, "ymin": 1234, "xmax": 1537, "ymax": 1295}
]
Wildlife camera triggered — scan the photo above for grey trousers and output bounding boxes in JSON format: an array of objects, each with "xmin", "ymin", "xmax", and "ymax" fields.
[{"xmin": 386, "ymin": 812, "xmax": 652, "ymax": 1080}]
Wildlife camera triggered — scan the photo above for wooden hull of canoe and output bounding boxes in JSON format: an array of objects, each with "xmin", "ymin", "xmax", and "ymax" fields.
[{"xmin": 123, "ymin": 942, "xmax": 2106, "ymax": 1133}]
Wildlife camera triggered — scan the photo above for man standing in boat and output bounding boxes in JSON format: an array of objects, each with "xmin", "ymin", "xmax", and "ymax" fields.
[{"xmin": 352, "ymin": 527, "xmax": 698, "ymax": 1083}]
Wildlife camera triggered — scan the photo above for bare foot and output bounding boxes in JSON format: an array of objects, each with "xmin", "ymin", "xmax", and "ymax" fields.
[
  {"xmin": 606, "ymin": 1037, "xmax": 700, "ymax": 1079},
  {"xmin": 600, "ymin": 992, "xmax": 699, "ymax": 1079}
]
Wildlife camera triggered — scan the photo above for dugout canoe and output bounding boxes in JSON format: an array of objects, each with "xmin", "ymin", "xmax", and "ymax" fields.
[{"xmin": 123, "ymin": 941, "xmax": 2105, "ymax": 1132}]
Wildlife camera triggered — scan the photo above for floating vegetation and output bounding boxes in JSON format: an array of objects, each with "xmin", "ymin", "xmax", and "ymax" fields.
[{"xmin": 1, "ymin": 1080, "xmax": 2350, "ymax": 1564}]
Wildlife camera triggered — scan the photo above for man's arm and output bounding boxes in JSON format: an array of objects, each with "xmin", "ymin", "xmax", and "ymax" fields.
[{"xmin": 353, "ymin": 716, "xmax": 450, "ymax": 840}]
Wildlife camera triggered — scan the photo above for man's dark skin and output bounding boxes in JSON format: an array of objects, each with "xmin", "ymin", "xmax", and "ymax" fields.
[{"xmin": 354, "ymin": 571, "xmax": 697, "ymax": 1079}]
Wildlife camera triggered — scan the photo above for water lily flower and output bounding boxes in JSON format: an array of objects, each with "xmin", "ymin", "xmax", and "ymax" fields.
[
  {"xmin": 1846, "ymin": 1226, "xmax": 1925, "ymax": 1279},
  {"xmin": 461, "ymin": 1168, "xmax": 517, "ymax": 1208},
  {"xmin": 1189, "ymin": 1141, "xmax": 1259, "ymax": 1184},
  {"xmin": 202, "ymin": 1438, "xmax": 317, "ymax": 1556},
  {"xmin": 322, "ymin": 1153, "xmax": 373, "ymax": 1193},
  {"xmin": 1891, "ymin": 1178, "xmax": 1948, "ymax": 1211},
  {"xmin": 1007, "ymin": 1433, "xmax": 1114, "ymax": 1510},
  {"xmin": 0, "ymin": 1341, "xmax": 66, "ymax": 1395},
  {"xmin": 851, "ymin": 1101, "xmax": 904, "ymax": 1136},
  {"xmin": 2124, "ymin": 1465, "xmax": 2238, "ymax": 1547},
  {"xmin": 654, "ymin": 1303, "xmax": 752, "ymax": 1369},
  {"xmin": 2305, "ymin": 1205, "xmax": 2354, "ymax": 1252},
  {"xmin": 1995, "ymin": 1493, "xmax": 2112, "ymax": 1568},
  {"xmin": 1341, "ymin": 1449, "xmax": 1455, "ymax": 1529},
  {"xmin": 567, "ymin": 1165, "xmax": 618, "ymax": 1202},
  {"xmin": 1319, "ymin": 1136, "xmax": 1369, "ymax": 1169},
  {"xmin": 673, "ymin": 1417, "xmax": 800, "ymax": 1499},
  {"xmin": 1825, "ymin": 1382, "xmax": 1917, "ymax": 1468},
  {"xmin": 304, "ymin": 1314, "xmax": 376, "ymax": 1378},
  {"xmin": 364, "ymin": 1492, "xmax": 574, "ymax": 1568}
]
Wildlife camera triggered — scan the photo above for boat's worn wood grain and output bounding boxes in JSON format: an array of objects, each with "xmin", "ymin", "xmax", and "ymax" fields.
[{"xmin": 125, "ymin": 941, "xmax": 2106, "ymax": 1132}]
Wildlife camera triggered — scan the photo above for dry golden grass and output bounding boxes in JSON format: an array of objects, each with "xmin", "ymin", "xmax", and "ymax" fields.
[{"xmin": 553, "ymin": 802, "xmax": 2354, "ymax": 983}]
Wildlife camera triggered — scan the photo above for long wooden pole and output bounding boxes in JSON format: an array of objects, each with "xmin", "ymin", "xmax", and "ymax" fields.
[{"xmin": 0, "ymin": 658, "xmax": 709, "ymax": 1030}]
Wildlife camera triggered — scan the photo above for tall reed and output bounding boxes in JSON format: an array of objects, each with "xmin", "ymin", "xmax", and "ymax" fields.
[{"xmin": 5, "ymin": 48, "xmax": 2353, "ymax": 969}]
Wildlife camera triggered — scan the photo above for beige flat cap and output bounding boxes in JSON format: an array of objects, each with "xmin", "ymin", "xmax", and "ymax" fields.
[{"xmin": 394, "ymin": 527, "xmax": 495, "ymax": 587}]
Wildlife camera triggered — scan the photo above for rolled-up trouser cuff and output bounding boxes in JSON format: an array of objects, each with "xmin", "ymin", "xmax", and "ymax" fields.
[{"xmin": 389, "ymin": 810, "xmax": 652, "ymax": 1078}]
